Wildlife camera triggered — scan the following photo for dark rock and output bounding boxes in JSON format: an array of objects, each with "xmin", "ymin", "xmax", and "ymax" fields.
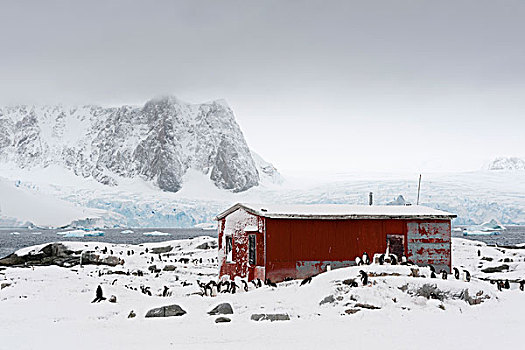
[
  {"xmin": 414, "ymin": 284, "xmax": 446, "ymax": 301},
  {"xmin": 208, "ymin": 303, "xmax": 233, "ymax": 315},
  {"xmin": 82, "ymin": 253, "xmax": 123, "ymax": 267},
  {"xmin": 354, "ymin": 303, "xmax": 381, "ymax": 310},
  {"xmin": 163, "ymin": 265, "xmax": 176, "ymax": 271},
  {"xmin": 250, "ymin": 313, "xmax": 290, "ymax": 321},
  {"xmin": 215, "ymin": 317, "xmax": 231, "ymax": 323},
  {"xmin": 1, "ymin": 282, "xmax": 11, "ymax": 289},
  {"xmin": 109, "ymin": 295, "xmax": 117, "ymax": 303},
  {"xmin": 150, "ymin": 246, "xmax": 173, "ymax": 254},
  {"xmin": 196, "ymin": 241, "xmax": 218, "ymax": 250},
  {"xmin": 344, "ymin": 308, "xmax": 361, "ymax": 314},
  {"xmin": 128, "ymin": 310, "xmax": 136, "ymax": 318},
  {"xmin": 481, "ymin": 265, "xmax": 509, "ymax": 273},
  {"xmin": 0, "ymin": 254, "xmax": 25, "ymax": 266},
  {"xmin": 319, "ymin": 295, "xmax": 335, "ymax": 305},
  {"xmin": 145, "ymin": 304, "xmax": 186, "ymax": 318},
  {"xmin": 342, "ymin": 278, "xmax": 356, "ymax": 285},
  {"xmin": 481, "ymin": 257, "xmax": 493, "ymax": 261}
]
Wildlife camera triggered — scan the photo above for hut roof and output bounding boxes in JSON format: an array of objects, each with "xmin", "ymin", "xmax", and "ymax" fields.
[{"xmin": 216, "ymin": 203, "xmax": 457, "ymax": 220}]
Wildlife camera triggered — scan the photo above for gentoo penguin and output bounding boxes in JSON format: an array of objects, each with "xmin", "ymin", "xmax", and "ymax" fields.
[
  {"xmin": 477, "ymin": 249, "xmax": 481, "ymax": 257},
  {"xmin": 241, "ymin": 280, "xmax": 249, "ymax": 292},
  {"xmin": 504, "ymin": 280, "xmax": 510, "ymax": 289},
  {"xmin": 430, "ymin": 271, "xmax": 436, "ymax": 279},
  {"xmin": 230, "ymin": 282, "xmax": 238, "ymax": 294},
  {"xmin": 390, "ymin": 255, "xmax": 398, "ymax": 265},
  {"xmin": 440, "ymin": 270, "xmax": 448, "ymax": 280},
  {"xmin": 453, "ymin": 267, "xmax": 460, "ymax": 280},
  {"xmin": 355, "ymin": 257, "xmax": 363, "ymax": 266},
  {"xmin": 378, "ymin": 254, "xmax": 385, "ymax": 265},
  {"xmin": 359, "ymin": 270, "xmax": 368, "ymax": 285},
  {"xmin": 519, "ymin": 280, "xmax": 524, "ymax": 291},
  {"xmin": 464, "ymin": 270, "xmax": 471, "ymax": 282},
  {"xmin": 362, "ymin": 252, "xmax": 370, "ymax": 265},
  {"xmin": 257, "ymin": 278, "xmax": 263, "ymax": 288},
  {"xmin": 265, "ymin": 279, "xmax": 277, "ymax": 288},
  {"xmin": 162, "ymin": 286, "xmax": 169, "ymax": 297},
  {"xmin": 220, "ymin": 281, "xmax": 230, "ymax": 293},
  {"xmin": 91, "ymin": 285, "xmax": 105, "ymax": 303},
  {"xmin": 497, "ymin": 280, "xmax": 503, "ymax": 291},
  {"xmin": 300, "ymin": 276, "xmax": 313, "ymax": 286}
]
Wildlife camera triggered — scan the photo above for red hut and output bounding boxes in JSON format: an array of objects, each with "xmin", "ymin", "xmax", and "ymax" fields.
[{"xmin": 216, "ymin": 203, "xmax": 456, "ymax": 282}]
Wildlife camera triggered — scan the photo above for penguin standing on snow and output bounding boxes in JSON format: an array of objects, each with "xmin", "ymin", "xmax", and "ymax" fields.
[
  {"xmin": 91, "ymin": 285, "xmax": 106, "ymax": 303},
  {"xmin": 504, "ymin": 280, "xmax": 510, "ymax": 289},
  {"xmin": 519, "ymin": 280, "xmax": 524, "ymax": 291},
  {"xmin": 241, "ymin": 280, "xmax": 249, "ymax": 292},
  {"xmin": 464, "ymin": 270, "xmax": 471, "ymax": 282},
  {"xmin": 265, "ymin": 279, "xmax": 277, "ymax": 288},
  {"xmin": 378, "ymin": 254, "xmax": 385, "ymax": 265},
  {"xmin": 453, "ymin": 267, "xmax": 460, "ymax": 280},
  {"xmin": 440, "ymin": 270, "xmax": 448, "ymax": 280},
  {"xmin": 359, "ymin": 270, "xmax": 368, "ymax": 286},
  {"xmin": 390, "ymin": 255, "xmax": 398, "ymax": 265},
  {"xmin": 429, "ymin": 265, "xmax": 436, "ymax": 278},
  {"xmin": 362, "ymin": 252, "xmax": 370, "ymax": 265}
]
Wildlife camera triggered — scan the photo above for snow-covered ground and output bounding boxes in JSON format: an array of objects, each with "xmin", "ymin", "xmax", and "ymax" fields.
[{"xmin": 1, "ymin": 237, "xmax": 524, "ymax": 349}]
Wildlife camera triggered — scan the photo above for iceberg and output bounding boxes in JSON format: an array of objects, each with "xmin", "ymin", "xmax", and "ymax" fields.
[
  {"xmin": 479, "ymin": 219, "xmax": 506, "ymax": 231},
  {"xmin": 462, "ymin": 229, "xmax": 501, "ymax": 236},
  {"xmin": 143, "ymin": 231, "xmax": 171, "ymax": 236},
  {"xmin": 60, "ymin": 230, "xmax": 105, "ymax": 237},
  {"xmin": 120, "ymin": 229, "xmax": 134, "ymax": 234}
]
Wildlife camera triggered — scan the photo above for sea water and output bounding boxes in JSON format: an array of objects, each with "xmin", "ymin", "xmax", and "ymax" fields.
[{"xmin": 0, "ymin": 227, "xmax": 217, "ymax": 258}]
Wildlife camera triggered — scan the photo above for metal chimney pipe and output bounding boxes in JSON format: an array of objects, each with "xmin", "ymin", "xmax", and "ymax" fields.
[{"xmin": 369, "ymin": 192, "xmax": 373, "ymax": 206}]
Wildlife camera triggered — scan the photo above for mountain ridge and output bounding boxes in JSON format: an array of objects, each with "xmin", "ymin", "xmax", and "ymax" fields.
[{"xmin": 0, "ymin": 96, "xmax": 278, "ymax": 193}]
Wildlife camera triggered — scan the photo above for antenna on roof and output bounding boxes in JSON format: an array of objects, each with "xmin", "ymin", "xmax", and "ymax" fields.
[{"xmin": 416, "ymin": 174, "xmax": 422, "ymax": 205}]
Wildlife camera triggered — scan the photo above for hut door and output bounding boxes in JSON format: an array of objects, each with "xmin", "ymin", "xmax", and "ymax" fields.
[{"xmin": 387, "ymin": 234, "xmax": 405, "ymax": 258}]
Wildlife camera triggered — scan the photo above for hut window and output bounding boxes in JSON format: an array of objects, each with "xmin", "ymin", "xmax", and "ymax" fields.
[
  {"xmin": 225, "ymin": 236, "xmax": 233, "ymax": 262},
  {"xmin": 248, "ymin": 234, "xmax": 256, "ymax": 265}
]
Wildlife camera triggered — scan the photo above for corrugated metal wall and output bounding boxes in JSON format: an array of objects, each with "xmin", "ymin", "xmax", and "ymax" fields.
[
  {"xmin": 265, "ymin": 218, "xmax": 451, "ymax": 281},
  {"xmin": 407, "ymin": 221, "xmax": 451, "ymax": 273}
]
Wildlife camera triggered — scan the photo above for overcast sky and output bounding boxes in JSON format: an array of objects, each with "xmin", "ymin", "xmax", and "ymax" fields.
[{"xmin": 1, "ymin": 0, "xmax": 524, "ymax": 176}]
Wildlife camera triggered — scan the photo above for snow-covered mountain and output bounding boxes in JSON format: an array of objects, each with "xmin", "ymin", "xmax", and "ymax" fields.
[
  {"xmin": 488, "ymin": 157, "xmax": 525, "ymax": 171},
  {"xmin": 0, "ymin": 97, "xmax": 524, "ymax": 228},
  {"xmin": 0, "ymin": 96, "xmax": 276, "ymax": 193}
]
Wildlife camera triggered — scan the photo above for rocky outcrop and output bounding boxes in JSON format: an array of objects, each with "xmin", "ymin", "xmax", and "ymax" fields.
[
  {"xmin": 481, "ymin": 265, "xmax": 510, "ymax": 273},
  {"xmin": 208, "ymin": 303, "xmax": 233, "ymax": 315},
  {"xmin": 250, "ymin": 313, "xmax": 290, "ymax": 321},
  {"xmin": 145, "ymin": 304, "xmax": 186, "ymax": 318},
  {"xmin": 0, "ymin": 243, "xmax": 123, "ymax": 267}
]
